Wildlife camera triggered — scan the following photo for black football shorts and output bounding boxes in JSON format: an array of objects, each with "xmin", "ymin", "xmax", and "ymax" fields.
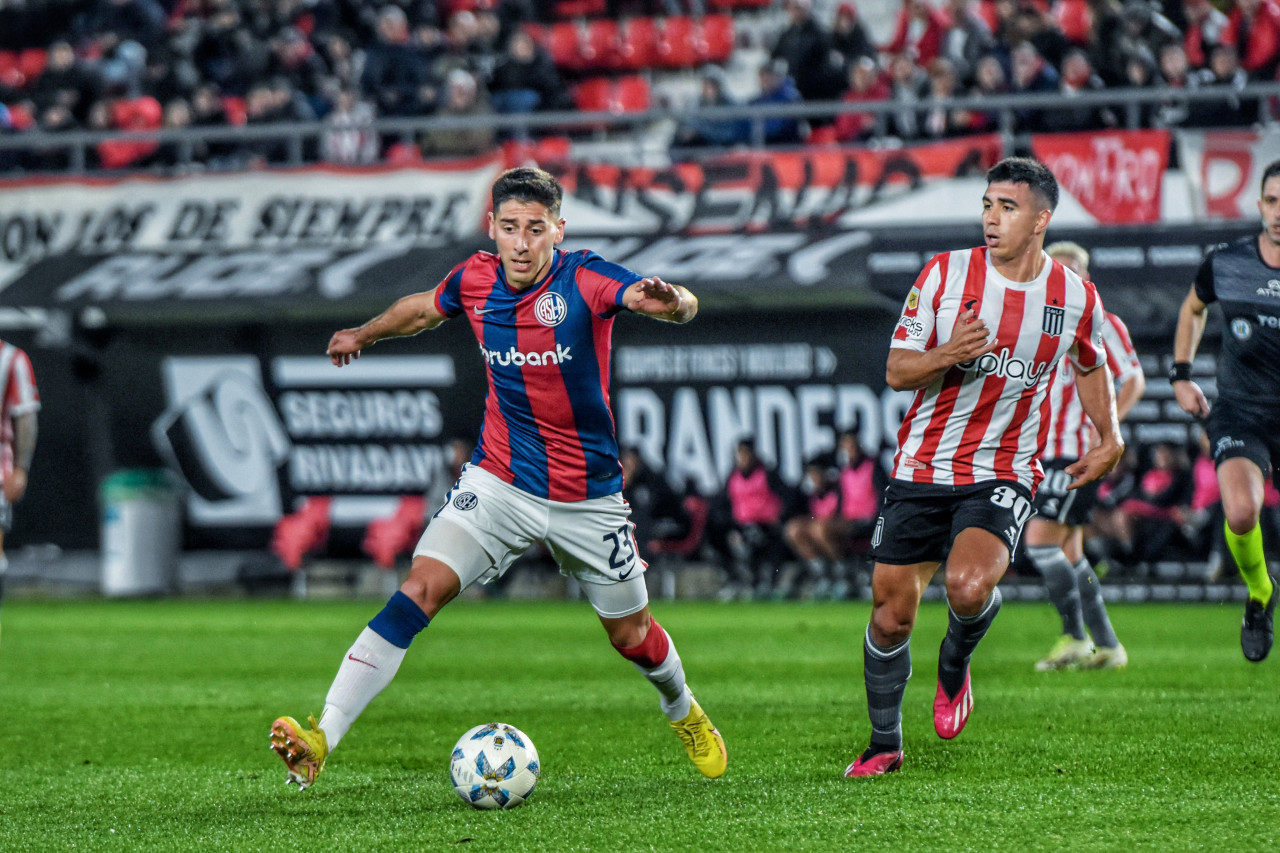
[{"xmin": 869, "ymin": 479, "xmax": 1034, "ymax": 565}]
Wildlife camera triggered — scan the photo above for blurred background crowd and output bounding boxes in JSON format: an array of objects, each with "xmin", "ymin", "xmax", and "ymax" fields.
[
  {"xmin": 614, "ymin": 425, "xmax": 1277, "ymax": 602},
  {"xmin": 1, "ymin": 0, "xmax": 1276, "ymax": 172}
]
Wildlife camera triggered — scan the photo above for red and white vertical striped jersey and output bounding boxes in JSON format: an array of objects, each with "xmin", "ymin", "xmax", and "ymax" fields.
[
  {"xmin": 1041, "ymin": 311, "xmax": 1142, "ymax": 462},
  {"xmin": 889, "ymin": 247, "xmax": 1107, "ymax": 493},
  {"xmin": 0, "ymin": 340, "xmax": 41, "ymax": 481}
]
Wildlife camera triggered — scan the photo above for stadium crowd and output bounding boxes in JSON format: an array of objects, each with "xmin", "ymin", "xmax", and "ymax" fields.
[
  {"xmin": 0, "ymin": 0, "xmax": 1276, "ymax": 171},
  {"xmin": 616, "ymin": 428, "xmax": 1272, "ymax": 601}
]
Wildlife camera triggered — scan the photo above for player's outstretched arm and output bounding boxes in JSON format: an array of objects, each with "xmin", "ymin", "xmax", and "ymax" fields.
[
  {"xmin": 328, "ymin": 288, "xmax": 448, "ymax": 366},
  {"xmin": 623, "ymin": 277, "xmax": 698, "ymax": 324},
  {"xmin": 885, "ymin": 309, "xmax": 996, "ymax": 390},
  {"xmin": 1066, "ymin": 364, "xmax": 1124, "ymax": 489},
  {"xmin": 1171, "ymin": 285, "xmax": 1211, "ymax": 417}
]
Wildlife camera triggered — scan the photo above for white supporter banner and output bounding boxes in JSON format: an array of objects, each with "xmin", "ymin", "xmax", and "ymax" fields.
[
  {"xmin": 1177, "ymin": 128, "xmax": 1280, "ymax": 219},
  {"xmin": 0, "ymin": 159, "xmax": 504, "ymax": 295}
]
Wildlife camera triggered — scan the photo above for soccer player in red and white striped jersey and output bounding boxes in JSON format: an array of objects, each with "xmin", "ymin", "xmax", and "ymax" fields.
[
  {"xmin": 1026, "ymin": 242, "xmax": 1145, "ymax": 673},
  {"xmin": 1, "ymin": 337, "xmax": 40, "ymax": 636},
  {"xmin": 846, "ymin": 158, "xmax": 1125, "ymax": 778}
]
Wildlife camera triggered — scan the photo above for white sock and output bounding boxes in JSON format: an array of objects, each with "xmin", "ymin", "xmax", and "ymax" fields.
[
  {"xmin": 318, "ymin": 627, "xmax": 408, "ymax": 750},
  {"xmin": 636, "ymin": 641, "xmax": 691, "ymax": 721}
]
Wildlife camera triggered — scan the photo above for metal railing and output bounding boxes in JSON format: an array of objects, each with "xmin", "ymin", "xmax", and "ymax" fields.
[{"xmin": 1, "ymin": 82, "xmax": 1278, "ymax": 173}]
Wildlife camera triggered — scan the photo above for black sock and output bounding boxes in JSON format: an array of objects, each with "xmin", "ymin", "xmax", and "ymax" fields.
[
  {"xmin": 863, "ymin": 627, "xmax": 912, "ymax": 752},
  {"xmin": 938, "ymin": 588, "xmax": 1003, "ymax": 698}
]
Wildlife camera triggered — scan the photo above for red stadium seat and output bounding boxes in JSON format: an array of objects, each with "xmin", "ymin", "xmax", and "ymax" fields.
[
  {"xmin": 6, "ymin": 102, "xmax": 35, "ymax": 130},
  {"xmin": 547, "ymin": 21, "xmax": 585, "ymax": 71},
  {"xmin": 656, "ymin": 16, "xmax": 699, "ymax": 69},
  {"xmin": 698, "ymin": 14, "xmax": 735, "ymax": 65},
  {"xmin": 271, "ymin": 497, "xmax": 333, "ymax": 571},
  {"xmin": 614, "ymin": 75, "xmax": 651, "ymax": 112},
  {"xmin": 582, "ymin": 19, "xmax": 623, "ymax": 72},
  {"xmin": 361, "ymin": 496, "xmax": 427, "ymax": 570},
  {"xmin": 618, "ymin": 17, "xmax": 660, "ymax": 71},
  {"xmin": 552, "ymin": 0, "xmax": 606, "ymax": 18},
  {"xmin": 573, "ymin": 76, "xmax": 612, "ymax": 112},
  {"xmin": 385, "ymin": 141, "xmax": 424, "ymax": 164},
  {"xmin": 17, "ymin": 48, "xmax": 47, "ymax": 81},
  {"xmin": 1053, "ymin": 0, "xmax": 1093, "ymax": 47},
  {"xmin": 534, "ymin": 135, "xmax": 572, "ymax": 164},
  {"xmin": 221, "ymin": 96, "xmax": 247, "ymax": 126},
  {"xmin": 0, "ymin": 50, "xmax": 21, "ymax": 89}
]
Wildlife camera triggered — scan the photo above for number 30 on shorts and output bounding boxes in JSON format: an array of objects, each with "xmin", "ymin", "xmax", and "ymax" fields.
[{"xmin": 989, "ymin": 485, "xmax": 1032, "ymax": 525}]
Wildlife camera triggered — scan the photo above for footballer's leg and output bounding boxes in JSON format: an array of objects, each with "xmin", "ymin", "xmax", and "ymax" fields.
[
  {"xmin": 1219, "ymin": 457, "xmax": 1275, "ymax": 661},
  {"xmin": 270, "ymin": 516, "xmax": 488, "ymax": 790},
  {"xmin": 935, "ymin": 527, "xmax": 1009, "ymax": 740},
  {"xmin": 595, "ymin": 582, "xmax": 727, "ymax": 779},
  {"xmin": 846, "ymin": 560, "xmax": 934, "ymax": 777}
]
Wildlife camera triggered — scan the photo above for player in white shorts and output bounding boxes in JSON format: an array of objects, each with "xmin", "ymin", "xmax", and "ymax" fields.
[{"xmin": 270, "ymin": 167, "xmax": 726, "ymax": 791}]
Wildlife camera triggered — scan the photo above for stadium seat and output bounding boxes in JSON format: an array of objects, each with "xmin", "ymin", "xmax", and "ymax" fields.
[
  {"xmin": 534, "ymin": 134, "xmax": 572, "ymax": 164},
  {"xmin": 614, "ymin": 75, "xmax": 651, "ymax": 113},
  {"xmin": 361, "ymin": 496, "xmax": 427, "ymax": 570},
  {"xmin": 547, "ymin": 21, "xmax": 586, "ymax": 72},
  {"xmin": 271, "ymin": 496, "xmax": 334, "ymax": 571},
  {"xmin": 5, "ymin": 102, "xmax": 35, "ymax": 130},
  {"xmin": 552, "ymin": 0, "xmax": 606, "ymax": 18},
  {"xmin": 0, "ymin": 50, "xmax": 21, "ymax": 89},
  {"xmin": 656, "ymin": 16, "xmax": 700, "ymax": 70},
  {"xmin": 1053, "ymin": 0, "xmax": 1093, "ymax": 47},
  {"xmin": 17, "ymin": 48, "xmax": 47, "ymax": 81},
  {"xmin": 221, "ymin": 95, "xmax": 247, "ymax": 126},
  {"xmin": 582, "ymin": 19, "xmax": 623, "ymax": 72},
  {"xmin": 618, "ymin": 17, "xmax": 660, "ymax": 72},
  {"xmin": 385, "ymin": 141, "xmax": 424, "ymax": 164},
  {"xmin": 573, "ymin": 76, "xmax": 612, "ymax": 112},
  {"xmin": 646, "ymin": 495, "xmax": 709, "ymax": 601},
  {"xmin": 698, "ymin": 15, "xmax": 735, "ymax": 65}
]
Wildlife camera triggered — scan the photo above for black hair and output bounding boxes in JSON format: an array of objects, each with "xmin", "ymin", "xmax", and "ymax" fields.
[
  {"xmin": 1262, "ymin": 159, "xmax": 1280, "ymax": 194},
  {"xmin": 986, "ymin": 156, "xmax": 1059, "ymax": 212},
  {"xmin": 491, "ymin": 166, "xmax": 563, "ymax": 218}
]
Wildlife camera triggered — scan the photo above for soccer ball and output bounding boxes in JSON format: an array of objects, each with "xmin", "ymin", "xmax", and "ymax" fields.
[{"xmin": 449, "ymin": 722, "xmax": 540, "ymax": 809}]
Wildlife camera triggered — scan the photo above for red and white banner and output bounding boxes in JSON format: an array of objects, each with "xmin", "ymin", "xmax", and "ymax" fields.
[
  {"xmin": 1176, "ymin": 128, "xmax": 1280, "ymax": 219},
  {"xmin": 1031, "ymin": 130, "xmax": 1171, "ymax": 224}
]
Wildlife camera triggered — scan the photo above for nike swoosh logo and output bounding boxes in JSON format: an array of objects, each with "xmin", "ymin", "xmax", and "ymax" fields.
[
  {"xmin": 473, "ymin": 305, "xmax": 495, "ymax": 315},
  {"xmin": 347, "ymin": 654, "xmax": 378, "ymax": 669},
  {"xmin": 618, "ymin": 566, "xmax": 635, "ymax": 580}
]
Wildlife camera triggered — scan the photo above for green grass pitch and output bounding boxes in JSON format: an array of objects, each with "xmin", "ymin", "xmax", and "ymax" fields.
[{"xmin": 0, "ymin": 596, "xmax": 1276, "ymax": 851}]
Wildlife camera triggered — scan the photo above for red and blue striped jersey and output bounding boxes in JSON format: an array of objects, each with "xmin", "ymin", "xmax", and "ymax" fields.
[{"xmin": 434, "ymin": 248, "xmax": 640, "ymax": 501}]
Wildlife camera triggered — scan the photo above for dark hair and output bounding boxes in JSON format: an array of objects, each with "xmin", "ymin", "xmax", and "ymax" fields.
[
  {"xmin": 492, "ymin": 167, "xmax": 562, "ymax": 218},
  {"xmin": 1262, "ymin": 159, "xmax": 1280, "ymax": 194},
  {"xmin": 986, "ymin": 156, "xmax": 1059, "ymax": 212}
]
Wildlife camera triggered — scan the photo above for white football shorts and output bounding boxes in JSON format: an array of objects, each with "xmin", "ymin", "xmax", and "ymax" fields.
[{"xmin": 413, "ymin": 463, "xmax": 648, "ymax": 618}]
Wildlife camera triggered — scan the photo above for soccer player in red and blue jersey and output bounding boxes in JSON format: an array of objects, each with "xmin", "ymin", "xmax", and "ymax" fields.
[{"xmin": 270, "ymin": 167, "xmax": 726, "ymax": 790}]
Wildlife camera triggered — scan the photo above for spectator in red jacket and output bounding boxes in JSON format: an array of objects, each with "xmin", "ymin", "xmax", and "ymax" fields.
[
  {"xmin": 834, "ymin": 55, "xmax": 890, "ymax": 142},
  {"xmin": 1224, "ymin": 0, "xmax": 1280, "ymax": 79},
  {"xmin": 1184, "ymin": 0, "xmax": 1231, "ymax": 69},
  {"xmin": 885, "ymin": 0, "xmax": 951, "ymax": 67}
]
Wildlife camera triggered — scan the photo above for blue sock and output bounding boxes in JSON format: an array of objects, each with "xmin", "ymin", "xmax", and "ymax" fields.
[{"xmin": 367, "ymin": 591, "xmax": 431, "ymax": 649}]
